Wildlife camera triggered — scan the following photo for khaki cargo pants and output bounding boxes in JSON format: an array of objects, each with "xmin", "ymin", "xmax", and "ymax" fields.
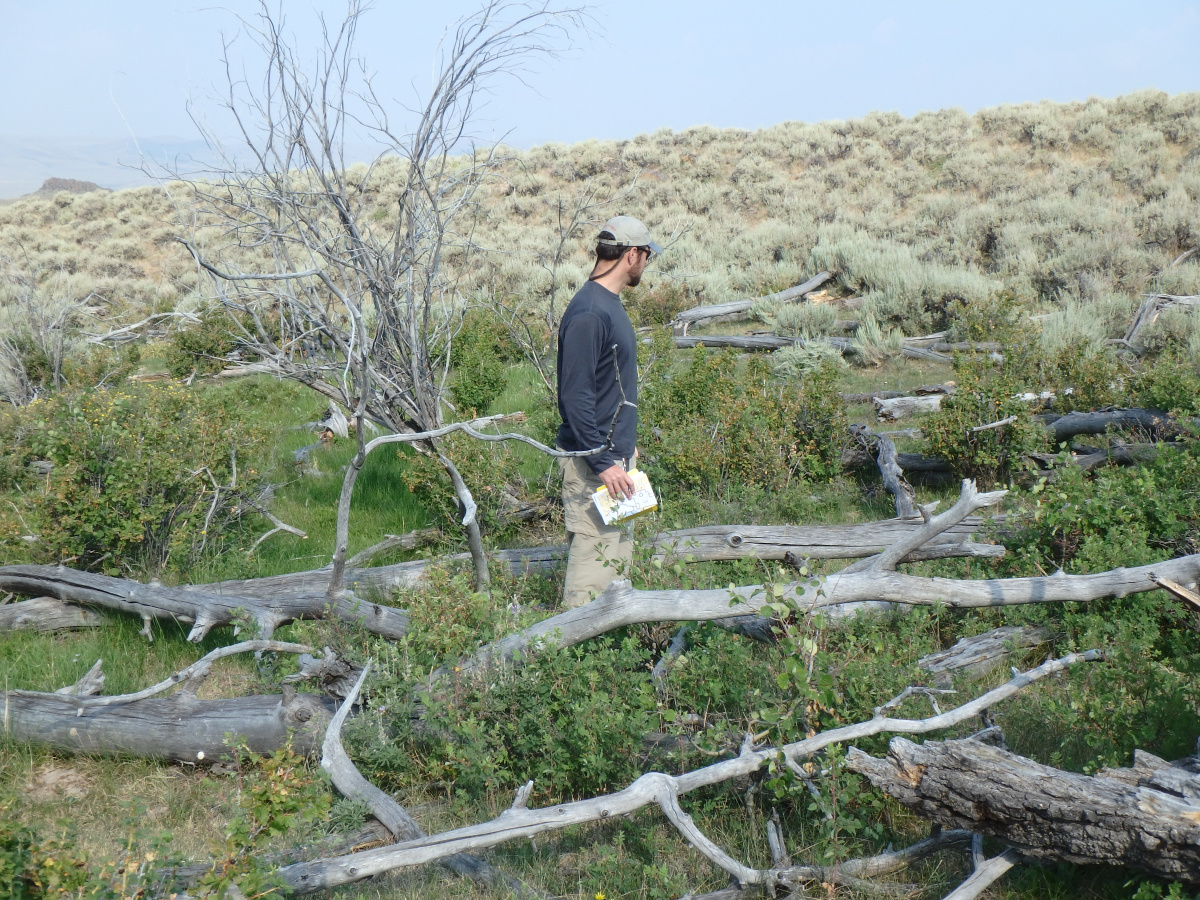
[{"xmin": 558, "ymin": 454, "xmax": 633, "ymax": 609}]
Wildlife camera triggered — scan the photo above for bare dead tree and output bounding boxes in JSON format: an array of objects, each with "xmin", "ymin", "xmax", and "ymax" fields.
[{"xmin": 173, "ymin": 0, "xmax": 585, "ymax": 588}]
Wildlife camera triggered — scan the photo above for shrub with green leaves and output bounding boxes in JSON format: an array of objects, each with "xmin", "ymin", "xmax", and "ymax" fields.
[
  {"xmin": 639, "ymin": 341, "xmax": 847, "ymax": 494},
  {"xmin": 419, "ymin": 634, "xmax": 657, "ymax": 802},
  {"xmin": 0, "ymin": 383, "xmax": 265, "ymax": 576},
  {"xmin": 448, "ymin": 309, "xmax": 511, "ymax": 416}
]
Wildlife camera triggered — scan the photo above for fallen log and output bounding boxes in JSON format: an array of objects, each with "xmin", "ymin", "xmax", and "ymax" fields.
[
  {"xmin": 671, "ymin": 273, "xmax": 833, "ymax": 333},
  {"xmin": 0, "ymin": 516, "xmax": 1002, "ymax": 641},
  {"xmin": 1121, "ymin": 293, "xmax": 1199, "ymax": 349},
  {"xmin": 850, "ymin": 424, "xmax": 916, "ymax": 518},
  {"xmin": 0, "ymin": 596, "xmax": 103, "ymax": 632},
  {"xmin": 875, "ymin": 394, "xmax": 944, "ymax": 421},
  {"xmin": 674, "ymin": 334, "xmax": 824, "ymax": 351},
  {"xmin": 0, "ymin": 564, "xmax": 411, "ymax": 642},
  {"xmin": 917, "ymin": 625, "xmax": 1053, "ymax": 685},
  {"xmin": 847, "ymin": 734, "xmax": 1200, "ymax": 884},
  {"xmin": 1037, "ymin": 408, "xmax": 1192, "ymax": 442},
  {"xmin": 1, "ymin": 641, "xmax": 334, "ymax": 762}
]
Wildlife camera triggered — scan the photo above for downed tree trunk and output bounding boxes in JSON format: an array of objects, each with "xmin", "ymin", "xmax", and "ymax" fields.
[
  {"xmin": 1027, "ymin": 441, "xmax": 1161, "ymax": 473},
  {"xmin": 0, "ymin": 564, "xmax": 410, "ymax": 642},
  {"xmin": 875, "ymin": 394, "xmax": 944, "ymax": 421},
  {"xmin": 0, "ymin": 597, "xmax": 103, "ymax": 632},
  {"xmin": 849, "ymin": 425, "xmax": 916, "ymax": 518},
  {"xmin": 1121, "ymin": 294, "xmax": 1199, "ymax": 349},
  {"xmin": 1038, "ymin": 408, "xmax": 1194, "ymax": 442},
  {"xmin": 917, "ymin": 625, "xmax": 1053, "ymax": 685},
  {"xmin": 0, "ymin": 515, "xmax": 1002, "ymax": 641},
  {"xmin": 847, "ymin": 734, "xmax": 1200, "ymax": 884},
  {"xmin": 1, "ymin": 641, "xmax": 333, "ymax": 762},
  {"xmin": 671, "ymin": 273, "xmax": 832, "ymax": 333},
  {"xmin": 3, "ymin": 690, "xmax": 334, "ymax": 762}
]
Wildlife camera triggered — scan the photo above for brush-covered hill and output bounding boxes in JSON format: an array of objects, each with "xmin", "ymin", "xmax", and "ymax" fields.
[{"xmin": 2, "ymin": 89, "xmax": 1198, "ymax": 350}]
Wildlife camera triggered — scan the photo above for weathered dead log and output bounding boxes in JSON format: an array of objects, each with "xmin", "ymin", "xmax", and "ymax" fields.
[
  {"xmin": 1, "ymin": 641, "xmax": 333, "ymax": 761},
  {"xmin": 847, "ymin": 735, "xmax": 1200, "ymax": 884},
  {"xmin": 842, "ymin": 390, "xmax": 904, "ymax": 403},
  {"xmin": 671, "ymin": 273, "xmax": 833, "ymax": 332},
  {"xmin": 874, "ymin": 394, "xmax": 943, "ymax": 421},
  {"xmin": 649, "ymin": 518, "xmax": 1002, "ymax": 563},
  {"xmin": 1037, "ymin": 408, "xmax": 1191, "ymax": 442},
  {"xmin": 0, "ymin": 564, "xmax": 410, "ymax": 642},
  {"xmin": 0, "ymin": 596, "xmax": 103, "ymax": 632},
  {"xmin": 929, "ymin": 341, "xmax": 1004, "ymax": 353},
  {"xmin": 674, "ymin": 334, "xmax": 833, "ymax": 352},
  {"xmin": 201, "ymin": 515, "xmax": 1007, "ymax": 602},
  {"xmin": 275, "ymin": 653, "xmax": 1100, "ymax": 894},
  {"xmin": 2, "ymin": 691, "xmax": 334, "ymax": 762},
  {"xmin": 850, "ymin": 425, "xmax": 917, "ymax": 518},
  {"xmin": 1027, "ymin": 441, "xmax": 1161, "ymax": 473},
  {"xmin": 1121, "ymin": 294, "xmax": 1199, "ymax": 349},
  {"xmin": 917, "ymin": 626, "xmax": 1053, "ymax": 685},
  {"xmin": 902, "ymin": 346, "xmax": 952, "ymax": 362}
]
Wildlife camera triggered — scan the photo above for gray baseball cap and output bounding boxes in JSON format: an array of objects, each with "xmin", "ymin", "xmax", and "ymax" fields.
[{"xmin": 597, "ymin": 215, "xmax": 663, "ymax": 256}]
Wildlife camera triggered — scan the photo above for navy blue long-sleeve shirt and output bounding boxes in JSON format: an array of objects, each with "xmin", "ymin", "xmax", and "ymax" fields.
[{"xmin": 556, "ymin": 281, "xmax": 638, "ymax": 474}]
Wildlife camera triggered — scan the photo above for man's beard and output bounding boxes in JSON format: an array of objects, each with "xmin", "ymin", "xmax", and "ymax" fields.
[{"xmin": 627, "ymin": 271, "xmax": 642, "ymax": 288}]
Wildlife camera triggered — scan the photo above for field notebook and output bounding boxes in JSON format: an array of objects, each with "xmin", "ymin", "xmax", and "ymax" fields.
[{"xmin": 592, "ymin": 468, "xmax": 658, "ymax": 525}]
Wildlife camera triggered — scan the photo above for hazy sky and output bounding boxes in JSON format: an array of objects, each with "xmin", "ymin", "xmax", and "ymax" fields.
[{"xmin": 2, "ymin": 0, "xmax": 1198, "ymax": 148}]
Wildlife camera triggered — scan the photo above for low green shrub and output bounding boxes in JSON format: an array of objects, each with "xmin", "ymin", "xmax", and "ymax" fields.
[
  {"xmin": 163, "ymin": 308, "xmax": 243, "ymax": 378},
  {"xmin": 449, "ymin": 309, "xmax": 512, "ymax": 416},
  {"xmin": 0, "ymin": 382, "xmax": 266, "ymax": 576},
  {"xmin": 419, "ymin": 634, "xmax": 657, "ymax": 802},
  {"xmin": 639, "ymin": 339, "xmax": 846, "ymax": 495}
]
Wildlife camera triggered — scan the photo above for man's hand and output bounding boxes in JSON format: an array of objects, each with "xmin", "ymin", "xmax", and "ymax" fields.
[{"xmin": 598, "ymin": 463, "xmax": 636, "ymax": 500}]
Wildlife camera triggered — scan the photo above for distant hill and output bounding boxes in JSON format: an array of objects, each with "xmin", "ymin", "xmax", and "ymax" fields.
[{"xmin": 0, "ymin": 136, "xmax": 214, "ymax": 198}]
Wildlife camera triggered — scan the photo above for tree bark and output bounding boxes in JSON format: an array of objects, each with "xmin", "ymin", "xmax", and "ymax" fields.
[
  {"xmin": 847, "ymin": 735, "xmax": 1200, "ymax": 884},
  {"xmin": 917, "ymin": 626, "xmax": 1053, "ymax": 684},
  {"xmin": 2, "ymin": 687, "xmax": 333, "ymax": 762},
  {"xmin": 0, "ymin": 596, "xmax": 103, "ymax": 632}
]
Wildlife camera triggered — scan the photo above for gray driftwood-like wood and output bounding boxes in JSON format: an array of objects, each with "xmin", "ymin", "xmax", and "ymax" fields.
[
  {"xmin": 0, "ymin": 564, "xmax": 410, "ymax": 642},
  {"xmin": 849, "ymin": 425, "xmax": 917, "ymax": 518},
  {"xmin": 1038, "ymin": 408, "xmax": 1188, "ymax": 442},
  {"xmin": 275, "ymin": 653, "xmax": 1099, "ymax": 894},
  {"xmin": 918, "ymin": 626, "xmax": 1053, "ymax": 684},
  {"xmin": 0, "ymin": 596, "xmax": 103, "ymax": 632},
  {"xmin": 875, "ymin": 394, "xmax": 944, "ymax": 421},
  {"xmin": 1121, "ymin": 294, "xmax": 1199, "ymax": 349},
  {"xmin": 1, "ymin": 640, "xmax": 333, "ymax": 762},
  {"xmin": 671, "ymin": 273, "xmax": 833, "ymax": 332},
  {"xmin": 847, "ymin": 735, "xmax": 1200, "ymax": 884},
  {"xmin": 2, "ymin": 690, "xmax": 334, "ymax": 762},
  {"xmin": 0, "ymin": 516, "xmax": 1002, "ymax": 643},
  {"xmin": 674, "ymin": 334, "xmax": 823, "ymax": 351}
]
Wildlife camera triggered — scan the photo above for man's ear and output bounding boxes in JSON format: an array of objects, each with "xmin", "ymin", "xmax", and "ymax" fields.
[{"xmin": 624, "ymin": 247, "xmax": 639, "ymax": 266}]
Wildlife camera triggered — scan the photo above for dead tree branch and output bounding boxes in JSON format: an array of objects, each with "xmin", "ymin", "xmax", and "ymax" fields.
[{"xmin": 275, "ymin": 652, "xmax": 1099, "ymax": 893}]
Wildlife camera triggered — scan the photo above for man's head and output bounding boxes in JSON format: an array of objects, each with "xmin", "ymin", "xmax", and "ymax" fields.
[{"xmin": 592, "ymin": 215, "xmax": 662, "ymax": 289}]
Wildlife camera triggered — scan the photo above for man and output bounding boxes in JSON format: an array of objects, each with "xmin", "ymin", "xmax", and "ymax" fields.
[{"xmin": 556, "ymin": 215, "xmax": 662, "ymax": 608}]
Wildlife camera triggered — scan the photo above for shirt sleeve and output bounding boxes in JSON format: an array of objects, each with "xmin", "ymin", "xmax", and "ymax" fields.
[{"xmin": 559, "ymin": 310, "xmax": 617, "ymax": 474}]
